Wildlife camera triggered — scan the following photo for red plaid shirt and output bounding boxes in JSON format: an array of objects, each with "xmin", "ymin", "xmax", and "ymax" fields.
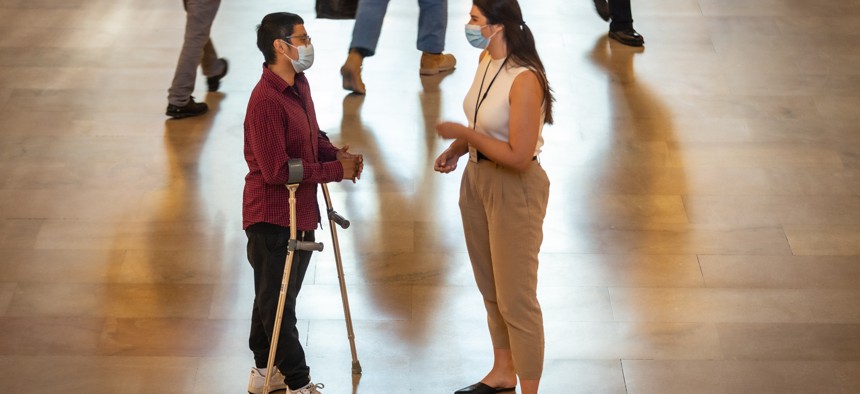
[{"xmin": 243, "ymin": 64, "xmax": 343, "ymax": 230}]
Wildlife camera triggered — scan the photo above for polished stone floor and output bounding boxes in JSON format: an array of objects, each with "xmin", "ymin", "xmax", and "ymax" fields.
[{"xmin": 1, "ymin": 0, "xmax": 859, "ymax": 393}]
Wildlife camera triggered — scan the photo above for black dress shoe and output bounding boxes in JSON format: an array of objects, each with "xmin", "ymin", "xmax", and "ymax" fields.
[
  {"xmin": 455, "ymin": 382, "xmax": 516, "ymax": 394},
  {"xmin": 166, "ymin": 96, "xmax": 208, "ymax": 119},
  {"xmin": 609, "ymin": 28, "xmax": 645, "ymax": 47},
  {"xmin": 207, "ymin": 58, "xmax": 228, "ymax": 92},
  {"xmin": 592, "ymin": 0, "xmax": 610, "ymax": 21}
]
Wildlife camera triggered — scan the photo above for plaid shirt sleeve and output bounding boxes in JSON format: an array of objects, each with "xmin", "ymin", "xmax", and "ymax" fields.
[
  {"xmin": 246, "ymin": 98, "xmax": 292, "ymax": 184},
  {"xmin": 246, "ymin": 100, "xmax": 343, "ymax": 185},
  {"xmin": 300, "ymin": 157, "xmax": 343, "ymax": 183},
  {"xmin": 317, "ymin": 131, "xmax": 340, "ymax": 163}
]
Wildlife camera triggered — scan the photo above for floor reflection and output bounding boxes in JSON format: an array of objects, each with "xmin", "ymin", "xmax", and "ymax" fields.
[
  {"xmin": 584, "ymin": 35, "xmax": 686, "ymax": 318},
  {"xmin": 101, "ymin": 92, "xmax": 227, "ymax": 355}
]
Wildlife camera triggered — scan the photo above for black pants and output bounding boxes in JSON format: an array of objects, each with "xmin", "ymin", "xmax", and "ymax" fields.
[
  {"xmin": 609, "ymin": 0, "xmax": 634, "ymax": 31},
  {"xmin": 246, "ymin": 227, "xmax": 314, "ymax": 390}
]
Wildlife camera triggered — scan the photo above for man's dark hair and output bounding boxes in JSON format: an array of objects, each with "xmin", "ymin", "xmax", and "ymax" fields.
[{"xmin": 256, "ymin": 12, "xmax": 304, "ymax": 64}]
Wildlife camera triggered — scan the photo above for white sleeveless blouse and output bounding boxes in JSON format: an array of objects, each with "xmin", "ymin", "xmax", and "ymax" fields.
[{"xmin": 463, "ymin": 55, "xmax": 545, "ymax": 157}]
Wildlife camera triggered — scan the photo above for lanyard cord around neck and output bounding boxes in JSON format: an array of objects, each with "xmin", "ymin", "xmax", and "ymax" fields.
[{"xmin": 472, "ymin": 57, "xmax": 508, "ymax": 129}]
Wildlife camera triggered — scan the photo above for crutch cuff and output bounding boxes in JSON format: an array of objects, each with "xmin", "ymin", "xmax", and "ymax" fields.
[{"xmin": 287, "ymin": 159, "xmax": 303, "ymax": 184}]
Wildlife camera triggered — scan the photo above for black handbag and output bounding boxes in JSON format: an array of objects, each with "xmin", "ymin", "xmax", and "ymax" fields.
[{"xmin": 316, "ymin": 0, "xmax": 358, "ymax": 19}]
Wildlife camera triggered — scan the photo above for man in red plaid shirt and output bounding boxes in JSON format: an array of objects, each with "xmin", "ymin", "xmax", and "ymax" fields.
[{"xmin": 243, "ymin": 12, "xmax": 363, "ymax": 394}]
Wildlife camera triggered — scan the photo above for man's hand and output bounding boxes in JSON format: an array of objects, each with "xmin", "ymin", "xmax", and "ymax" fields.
[{"xmin": 337, "ymin": 145, "xmax": 364, "ymax": 182}]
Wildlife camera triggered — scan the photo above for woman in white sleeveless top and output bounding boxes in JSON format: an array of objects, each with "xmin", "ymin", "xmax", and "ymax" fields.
[{"xmin": 434, "ymin": 1, "xmax": 555, "ymax": 393}]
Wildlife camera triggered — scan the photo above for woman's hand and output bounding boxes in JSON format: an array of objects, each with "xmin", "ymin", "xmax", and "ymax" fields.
[{"xmin": 434, "ymin": 148, "xmax": 460, "ymax": 174}]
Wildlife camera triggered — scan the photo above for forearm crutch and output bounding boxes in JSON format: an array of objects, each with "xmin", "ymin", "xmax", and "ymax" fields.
[
  {"xmin": 263, "ymin": 160, "xmax": 325, "ymax": 394},
  {"xmin": 321, "ymin": 183, "xmax": 362, "ymax": 375}
]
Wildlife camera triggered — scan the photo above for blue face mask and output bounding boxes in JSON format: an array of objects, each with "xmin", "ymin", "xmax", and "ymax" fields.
[{"xmin": 465, "ymin": 23, "xmax": 489, "ymax": 49}]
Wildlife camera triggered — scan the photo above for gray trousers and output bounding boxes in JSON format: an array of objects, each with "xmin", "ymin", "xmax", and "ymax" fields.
[{"xmin": 167, "ymin": 0, "xmax": 223, "ymax": 106}]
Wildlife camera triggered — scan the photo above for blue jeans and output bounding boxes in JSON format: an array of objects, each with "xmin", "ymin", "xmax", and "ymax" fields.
[{"xmin": 349, "ymin": 0, "xmax": 448, "ymax": 56}]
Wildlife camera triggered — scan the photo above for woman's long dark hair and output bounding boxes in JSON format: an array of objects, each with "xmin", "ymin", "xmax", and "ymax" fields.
[{"xmin": 474, "ymin": 0, "xmax": 555, "ymax": 124}]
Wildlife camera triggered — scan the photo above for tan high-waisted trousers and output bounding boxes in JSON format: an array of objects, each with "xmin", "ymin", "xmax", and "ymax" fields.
[{"xmin": 459, "ymin": 157, "xmax": 550, "ymax": 380}]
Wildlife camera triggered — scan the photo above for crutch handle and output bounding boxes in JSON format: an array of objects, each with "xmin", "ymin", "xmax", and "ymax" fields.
[
  {"xmin": 328, "ymin": 209, "xmax": 351, "ymax": 229},
  {"xmin": 294, "ymin": 240, "xmax": 324, "ymax": 252}
]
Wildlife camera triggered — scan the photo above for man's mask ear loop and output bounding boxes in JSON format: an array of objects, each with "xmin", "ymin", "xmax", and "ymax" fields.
[{"xmin": 279, "ymin": 40, "xmax": 290, "ymax": 58}]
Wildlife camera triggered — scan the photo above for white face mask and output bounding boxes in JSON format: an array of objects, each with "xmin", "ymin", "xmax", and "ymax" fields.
[{"xmin": 282, "ymin": 41, "xmax": 315, "ymax": 73}]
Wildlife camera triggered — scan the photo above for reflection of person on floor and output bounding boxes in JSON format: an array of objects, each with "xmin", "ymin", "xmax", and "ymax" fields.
[
  {"xmin": 433, "ymin": 1, "xmax": 554, "ymax": 393},
  {"xmin": 242, "ymin": 12, "xmax": 363, "ymax": 394}
]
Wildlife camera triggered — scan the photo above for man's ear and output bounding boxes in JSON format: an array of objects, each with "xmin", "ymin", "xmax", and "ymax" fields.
[{"xmin": 273, "ymin": 39, "xmax": 284, "ymax": 55}]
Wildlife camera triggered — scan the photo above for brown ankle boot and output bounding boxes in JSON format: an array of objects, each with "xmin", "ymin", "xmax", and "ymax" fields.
[
  {"xmin": 340, "ymin": 51, "xmax": 366, "ymax": 94},
  {"xmin": 420, "ymin": 52, "xmax": 457, "ymax": 75}
]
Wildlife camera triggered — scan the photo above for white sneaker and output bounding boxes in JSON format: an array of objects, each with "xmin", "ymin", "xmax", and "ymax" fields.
[
  {"xmin": 290, "ymin": 381, "xmax": 325, "ymax": 394},
  {"xmin": 247, "ymin": 367, "xmax": 287, "ymax": 394}
]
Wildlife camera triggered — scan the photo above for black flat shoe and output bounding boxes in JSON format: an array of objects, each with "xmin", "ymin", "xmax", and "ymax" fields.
[
  {"xmin": 609, "ymin": 28, "xmax": 645, "ymax": 47},
  {"xmin": 455, "ymin": 382, "xmax": 516, "ymax": 394}
]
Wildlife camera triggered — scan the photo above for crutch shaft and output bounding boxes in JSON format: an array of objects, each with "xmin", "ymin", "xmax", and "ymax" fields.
[
  {"xmin": 321, "ymin": 184, "xmax": 362, "ymax": 374},
  {"xmin": 262, "ymin": 185, "xmax": 300, "ymax": 394},
  {"xmin": 262, "ymin": 249, "xmax": 295, "ymax": 394}
]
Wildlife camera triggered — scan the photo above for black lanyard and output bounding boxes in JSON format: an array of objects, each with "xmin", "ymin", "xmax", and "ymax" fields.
[{"xmin": 472, "ymin": 57, "xmax": 508, "ymax": 128}]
